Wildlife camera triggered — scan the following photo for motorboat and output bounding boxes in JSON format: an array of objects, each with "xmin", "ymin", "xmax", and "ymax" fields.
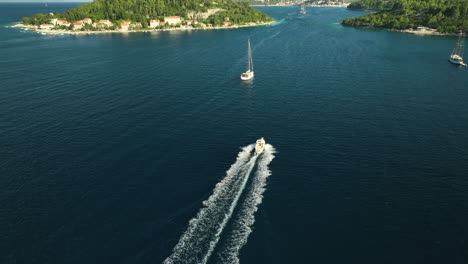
[{"xmin": 255, "ymin": 137, "xmax": 265, "ymax": 154}]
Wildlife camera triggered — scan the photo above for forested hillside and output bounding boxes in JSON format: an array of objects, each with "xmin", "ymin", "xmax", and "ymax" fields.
[
  {"xmin": 343, "ymin": 0, "xmax": 468, "ymax": 33},
  {"xmin": 21, "ymin": 0, "xmax": 272, "ymax": 27},
  {"xmin": 347, "ymin": 0, "xmax": 396, "ymax": 11}
]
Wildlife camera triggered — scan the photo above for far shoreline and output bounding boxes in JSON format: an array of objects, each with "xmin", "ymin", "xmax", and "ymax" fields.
[
  {"xmin": 251, "ymin": 5, "xmax": 348, "ymax": 7},
  {"xmin": 340, "ymin": 23, "xmax": 464, "ymax": 37},
  {"xmin": 10, "ymin": 21, "xmax": 276, "ymax": 35}
]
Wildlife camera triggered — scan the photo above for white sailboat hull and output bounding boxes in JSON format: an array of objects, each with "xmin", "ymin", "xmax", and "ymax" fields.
[
  {"xmin": 240, "ymin": 71, "xmax": 254, "ymax": 80},
  {"xmin": 449, "ymin": 57, "xmax": 467, "ymax": 66}
]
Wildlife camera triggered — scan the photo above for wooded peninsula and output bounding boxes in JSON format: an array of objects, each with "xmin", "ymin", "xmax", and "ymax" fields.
[
  {"xmin": 18, "ymin": 0, "xmax": 273, "ymax": 33},
  {"xmin": 342, "ymin": 0, "xmax": 468, "ymax": 34}
]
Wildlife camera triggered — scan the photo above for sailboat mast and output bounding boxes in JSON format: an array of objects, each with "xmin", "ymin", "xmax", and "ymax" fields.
[
  {"xmin": 251, "ymin": 52, "xmax": 253, "ymax": 72},
  {"xmin": 459, "ymin": 33, "xmax": 465, "ymax": 58},
  {"xmin": 250, "ymin": 41, "xmax": 253, "ymax": 72},
  {"xmin": 453, "ymin": 33, "xmax": 465, "ymax": 57},
  {"xmin": 247, "ymin": 39, "xmax": 251, "ymax": 71},
  {"xmin": 457, "ymin": 5, "xmax": 467, "ymax": 57}
]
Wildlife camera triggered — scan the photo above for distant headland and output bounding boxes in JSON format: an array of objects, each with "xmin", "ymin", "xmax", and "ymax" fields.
[
  {"xmin": 14, "ymin": 0, "xmax": 274, "ymax": 34},
  {"xmin": 251, "ymin": 0, "xmax": 351, "ymax": 7},
  {"xmin": 342, "ymin": 0, "xmax": 468, "ymax": 35}
]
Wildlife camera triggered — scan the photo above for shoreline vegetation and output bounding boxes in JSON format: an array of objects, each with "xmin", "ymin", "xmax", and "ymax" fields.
[
  {"xmin": 341, "ymin": 23, "xmax": 462, "ymax": 36},
  {"xmin": 11, "ymin": 21, "xmax": 275, "ymax": 35},
  {"xmin": 251, "ymin": 0, "xmax": 351, "ymax": 7},
  {"xmin": 342, "ymin": 0, "xmax": 468, "ymax": 35},
  {"xmin": 16, "ymin": 0, "xmax": 273, "ymax": 35}
]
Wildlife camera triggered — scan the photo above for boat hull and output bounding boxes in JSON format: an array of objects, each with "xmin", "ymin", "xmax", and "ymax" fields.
[
  {"xmin": 449, "ymin": 58, "xmax": 467, "ymax": 66},
  {"xmin": 255, "ymin": 137, "xmax": 265, "ymax": 154},
  {"xmin": 241, "ymin": 71, "xmax": 254, "ymax": 80},
  {"xmin": 255, "ymin": 146, "xmax": 264, "ymax": 154}
]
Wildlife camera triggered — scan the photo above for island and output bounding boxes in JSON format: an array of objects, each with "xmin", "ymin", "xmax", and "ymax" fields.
[
  {"xmin": 15, "ymin": 0, "xmax": 274, "ymax": 34},
  {"xmin": 342, "ymin": 0, "xmax": 468, "ymax": 34}
]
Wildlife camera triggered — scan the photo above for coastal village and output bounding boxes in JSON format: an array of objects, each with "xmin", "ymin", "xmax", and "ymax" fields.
[
  {"xmin": 305, "ymin": 1, "xmax": 350, "ymax": 7},
  {"xmin": 14, "ymin": 0, "xmax": 353, "ymax": 34},
  {"xmin": 254, "ymin": 1, "xmax": 350, "ymax": 7},
  {"xmin": 20, "ymin": 15, "xmax": 241, "ymax": 34}
]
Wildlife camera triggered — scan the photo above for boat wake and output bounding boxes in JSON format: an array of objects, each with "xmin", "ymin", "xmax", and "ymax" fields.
[
  {"xmin": 163, "ymin": 144, "xmax": 275, "ymax": 264},
  {"xmin": 215, "ymin": 144, "xmax": 276, "ymax": 264}
]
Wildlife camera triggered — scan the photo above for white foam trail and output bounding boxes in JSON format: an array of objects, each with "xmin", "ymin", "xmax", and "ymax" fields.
[
  {"xmin": 216, "ymin": 144, "xmax": 276, "ymax": 264},
  {"xmin": 200, "ymin": 155, "xmax": 257, "ymax": 264},
  {"xmin": 164, "ymin": 145, "xmax": 257, "ymax": 264}
]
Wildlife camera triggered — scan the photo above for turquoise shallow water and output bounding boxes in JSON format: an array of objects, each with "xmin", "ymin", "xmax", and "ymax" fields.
[{"xmin": 1, "ymin": 3, "xmax": 468, "ymax": 264}]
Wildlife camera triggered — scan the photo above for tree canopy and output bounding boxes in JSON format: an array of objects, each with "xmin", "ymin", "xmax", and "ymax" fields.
[
  {"xmin": 21, "ymin": 0, "xmax": 272, "ymax": 27},
  {"xmin": 347, "ymin": 0, "xmax": 397, "ymax": 11},
  {"xmin": 343, "ymin": 0, "xmax": 468, "ymax": 33}
]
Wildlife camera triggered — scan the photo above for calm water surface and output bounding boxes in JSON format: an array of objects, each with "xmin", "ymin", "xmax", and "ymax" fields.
[{"xmin": 1, "ymin": 3, "xmax": 468, "ymax": 264}]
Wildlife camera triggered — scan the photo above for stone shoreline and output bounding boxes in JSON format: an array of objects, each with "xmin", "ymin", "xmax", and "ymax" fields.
[
  {"xmin": 340, "ymin": 23, "xmax": 463, "ymax": 37},
  {"xmin": 10, "ymin": 21, "xmax": 275, "ymax": 35},
  {"xmin": 396, "ymin": 28, "xmax": 455, "ymax": 36},
  {"xmin": 252, "ymin": 5, "xmax": 348, "ymax": 7}
]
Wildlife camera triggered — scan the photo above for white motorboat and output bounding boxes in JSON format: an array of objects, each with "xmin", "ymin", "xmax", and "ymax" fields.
[
  {"xmin": 255, "ymin": 137, "xmax": 265, "ymax": 154},
  {"xmin": 240, "ymin": 39, "xmax": 254, "ymax": 80}
]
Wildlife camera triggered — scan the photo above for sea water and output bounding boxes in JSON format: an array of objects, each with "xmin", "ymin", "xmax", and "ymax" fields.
[{"xmin": 1, "ymin": 3, "xmax": 468, "ymax": 264}]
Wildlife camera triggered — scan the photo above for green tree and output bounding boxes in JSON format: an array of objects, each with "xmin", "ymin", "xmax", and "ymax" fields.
[
  {"xmin": 21, "ymin": 0, "xmax": 272, "ymax": 28},
  {"xmin": 343, "ymin": 0, "xmax": 468, "ymax": 33}
]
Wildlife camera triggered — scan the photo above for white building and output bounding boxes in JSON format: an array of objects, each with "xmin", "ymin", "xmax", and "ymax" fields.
[
  {"xmin": 185, "ymin": 20, "xmax": 198, "ymax": 25},
  {"xmin": 83, "ymin": 18, "xmax": 92, "ymax": 24},
  {"xmin": 40, "ymin": 24, "xmax": 54, "ymax": 30},
  {"xmin": 149, "ymin": 20, "xmax": 160, "ymax": 28},
  {"xmin": 120, "ymin": 22, "xmax": 130, "ymax": 31},
  {"xmin": 164, "ymin": 16, "xmax": 181, "ymax": 25},
  {"xmin": 50, "ymin": 18, "xmax": 58, "ymax": 25},
  {"xmin": 57, "ymin": 20, "xmax": 71, "ymax": 27},
  {"xmin": 99, "ymin": 20, "xmax": 113, "ymax": 27},
  {"xmin": 73, "ymin": 22, "xmax": 83, "ymax": 30}
]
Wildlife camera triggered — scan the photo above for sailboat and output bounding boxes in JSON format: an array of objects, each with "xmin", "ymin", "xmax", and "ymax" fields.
[
  {"xmin": 300, "ymin": 5, "xmax": 307, "ymax": 15},
  {"xmin": 449, "ymin": 32, "xmax": 466, "ymax": 66},
  {"xmin": 240, "ymin": 39, "xmax": 254, "ymax": 80}
]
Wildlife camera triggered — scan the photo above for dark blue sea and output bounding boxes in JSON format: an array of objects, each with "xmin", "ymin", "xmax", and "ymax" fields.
[{"xmin": 1, "ymin": 3, "xmax": 468, "ymax": 264}]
